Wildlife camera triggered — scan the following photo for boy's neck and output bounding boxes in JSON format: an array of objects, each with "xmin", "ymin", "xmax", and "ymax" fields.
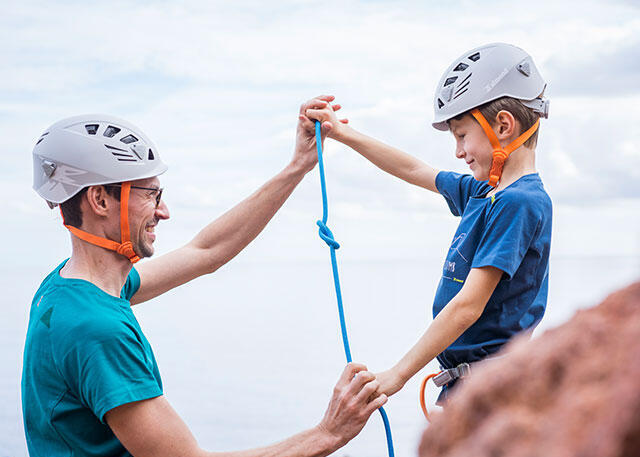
[{"xmin": 488, "ymin": 145, "xmax": 537, "ymax": 195}]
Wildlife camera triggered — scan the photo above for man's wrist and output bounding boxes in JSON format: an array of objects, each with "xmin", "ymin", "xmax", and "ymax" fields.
[
  {"xmin": 312, "ymin": 424, "xmax": 343, "ymax": 456},
  {"xmin": 284, "ymin": 159, "xmax": 311, "ymax": 179}
]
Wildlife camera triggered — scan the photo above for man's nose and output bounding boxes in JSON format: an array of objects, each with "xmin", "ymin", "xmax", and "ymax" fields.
[{"xmin": 155, "ymin": 200, "xmax": 170, "ymax": 220}]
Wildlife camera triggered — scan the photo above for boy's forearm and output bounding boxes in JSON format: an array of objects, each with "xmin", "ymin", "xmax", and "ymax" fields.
[
  {"xmin": 394, "ymin": 299, "xmax": 482, "ymax": 384},
  {"xmin": 391, "ymin": 267, "xmax": 501, "ymax": 385},
  {"xmin": 333, "ymin": 126, "xmax": 438, "ymax": 191}
]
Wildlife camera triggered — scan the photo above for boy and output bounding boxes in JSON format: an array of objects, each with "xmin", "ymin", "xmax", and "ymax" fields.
[{"xmin": 303, "ymin": 43, "xmax": 552, "ymax": 403}]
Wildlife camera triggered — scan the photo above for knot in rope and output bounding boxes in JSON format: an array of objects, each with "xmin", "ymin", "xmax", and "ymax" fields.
[
  {"xmin": 313, "ymin": 120, "xmax": 394, "ymax": 457},
  {"xmin": 316, "ymin": 220, "xmax": 340, "ymax": 249}
]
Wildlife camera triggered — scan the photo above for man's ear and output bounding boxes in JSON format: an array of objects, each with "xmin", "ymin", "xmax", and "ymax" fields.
[
  {"xmin": 494, "ymin": 110, "xmax": 518, "ymax": 140},
  {"xmin": 85, "ymin": 185, "xmax": 113, "ymax": 218}
]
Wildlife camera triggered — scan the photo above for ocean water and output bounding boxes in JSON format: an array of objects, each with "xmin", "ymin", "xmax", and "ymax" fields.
[{"xmin": 2, "ymin": 256, "xmax": 638, "ymax": 456}]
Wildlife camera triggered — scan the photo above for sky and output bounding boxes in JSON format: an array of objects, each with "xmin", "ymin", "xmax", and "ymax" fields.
[
  {"xmin": 2, "ymin": 0, "xmax": 640, "ymax": 454},
  {"xmin": 1, "ymin": 0, "xmax": 640, "ymax": 266}
]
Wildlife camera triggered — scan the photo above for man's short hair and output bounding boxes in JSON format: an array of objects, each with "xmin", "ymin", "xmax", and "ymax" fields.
[{"xmin": 60, "ymin": 185, "xmax": 121, "ymax": 228}]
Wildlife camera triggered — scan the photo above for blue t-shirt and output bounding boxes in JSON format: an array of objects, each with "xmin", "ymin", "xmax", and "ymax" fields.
[
  {"xmin": 434, "ymin": 171, "xmax": 552, "ymax": 369},
  {"xmin": 22, "ymin": 260, "xmax": 163, "ymax": 457}
]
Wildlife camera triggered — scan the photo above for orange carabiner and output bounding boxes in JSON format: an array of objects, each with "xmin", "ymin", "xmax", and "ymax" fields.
[{"xmin": 419, "ymin": 371, "xmax": 442, "ymax": 422}]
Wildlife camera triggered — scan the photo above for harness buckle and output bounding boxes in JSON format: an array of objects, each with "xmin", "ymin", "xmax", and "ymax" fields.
[{"xmin": 433, "ymin": 363, "xmax": 471, "ymax": 388}]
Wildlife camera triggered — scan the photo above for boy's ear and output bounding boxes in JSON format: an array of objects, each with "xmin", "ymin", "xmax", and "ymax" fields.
[
  {"xmin": 495, "ymin": 110, "xmax": 518, "ymax": 140},
  {"xmin": 84, "ymin": 185, "xmax": 112, "ymax": 218}
]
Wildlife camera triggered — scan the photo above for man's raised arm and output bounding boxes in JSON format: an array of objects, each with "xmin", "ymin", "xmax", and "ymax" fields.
[{"xmin": 131, "ymin": 96, "xmax": 339, "ymax": 305}]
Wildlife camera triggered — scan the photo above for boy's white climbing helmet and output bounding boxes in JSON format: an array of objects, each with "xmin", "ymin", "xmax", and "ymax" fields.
[
  {"xmin": 33, "ymin": 114, "xmax": 168, "ymax": 207},
  {"xmin": 432, "ymin": 43, "xmax": 549, "ymax": 131}
]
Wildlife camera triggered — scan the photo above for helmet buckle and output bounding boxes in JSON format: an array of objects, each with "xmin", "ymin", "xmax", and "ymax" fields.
[
  {"xmin": 441, "ymin": 85, "xmax": 454, "ymax": 103},
  {"xmin": 517, "ymin": 61, "xmax": 531, "ymax": 77},
  {"xmin": 42, "ymin": 160, "xmax": 57, "ymax": 178}
]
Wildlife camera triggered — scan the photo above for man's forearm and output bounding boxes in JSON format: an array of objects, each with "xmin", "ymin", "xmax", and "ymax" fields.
[
  {"xmin": 207, "ymin": 425, "xmax": 339, "ymax": 457},
  {"xmin": 189, "ymin": 162, "xmax": 307, "ymax": 274}
]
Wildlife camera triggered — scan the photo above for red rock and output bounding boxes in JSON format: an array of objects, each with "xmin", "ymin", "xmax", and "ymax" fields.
[{"xmin": 419, "ymin": 281, "xmax": 640, "ymax": 457}]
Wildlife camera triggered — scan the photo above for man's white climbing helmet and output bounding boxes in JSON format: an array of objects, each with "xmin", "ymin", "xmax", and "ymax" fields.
[
  {"xmin": 33, "ymin": 114, "xmax": 168, "ymax": 207},
  {"xmin": 432, "ymin": 43, "xmax": 549, "ymax": 131}
]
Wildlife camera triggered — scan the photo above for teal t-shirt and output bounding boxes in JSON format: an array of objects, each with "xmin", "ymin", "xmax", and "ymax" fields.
[{"xmin": 22, "ymin": 260, "xmax": 163, "ymax": 456}]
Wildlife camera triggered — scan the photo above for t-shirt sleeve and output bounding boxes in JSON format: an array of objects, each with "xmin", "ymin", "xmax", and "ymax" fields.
[
  {"xmin": 59, "ymin": 323, "xmax": 162, "ymax": 423},
  {"xmin": 435, "ymin": 171, "xmax": 486, "ymax": 216},
  {"xmin": 471, "ymin": 193, "xmax": 541, "ymax": 279},
  {"xmin": 120, "ymin": 266, "xmax": 141, "ymax": 301}
]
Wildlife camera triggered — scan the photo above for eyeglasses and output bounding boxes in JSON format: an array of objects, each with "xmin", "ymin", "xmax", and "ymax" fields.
[{"xmin": 107, "ymin": 184, "xmax": 164, "ymax": 208}]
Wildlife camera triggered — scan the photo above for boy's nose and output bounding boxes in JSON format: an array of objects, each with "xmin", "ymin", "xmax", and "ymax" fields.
[{"xmin": 455, "ymin": 147, "xmax": 466, "ymax": 159}]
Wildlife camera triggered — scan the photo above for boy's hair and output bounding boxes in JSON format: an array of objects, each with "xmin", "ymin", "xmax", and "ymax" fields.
[
  {"xmin": 60, "ymin": 185, "xmax": 121, "ymax": 228},
  {"xmin": 477, "ymin": 97, "xmax": 540, "ymax": 148},
  {"xmin": 456, "ymin": 97, "xmax": 541, "ymax": 148}
]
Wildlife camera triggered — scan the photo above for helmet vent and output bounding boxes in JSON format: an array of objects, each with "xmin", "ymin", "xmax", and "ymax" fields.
[
  {"xmin": 104, "ymin": 126, "xmax": 121, "ymax": 138},
  {"xmin": 148, "ymin": 149, "xmax": 155, "ymax": 160},
  {"xmin": 109, "ymin": 149, "xmax": 137, "ymax": 162},
  {"xmin": 458, "ymin": 72, "xmax": 472, "ymax": 87},
  {"xmin": 437, "ymin": 98, "xmax": 444, "ymax": 109},
  {"xmin": 105, "ymin": 144, "xmax": 127, "ymax": 152},
  {"xmin": 111, "ymin": 151, "xmax": 138, "ymax": 162},
  {"xmin": 455, "ymin": 74, "xmax": 472, "ymax": 97},
  {"xmin": 453, "ymin": 87, "xmax": 469, "ymax": 100},
  {"xmin": 120, "ymin": 134, "xmax": 138, "ymax": 144},
  {"xmin": 453, "ymin": 62, "xmax": 468, "ymax": 72},
  {"xmin": 444, "ymin": 76, "xmax": 458, "ymax": 87},
  {"xmin": 35, "ymin": 132, "xmax": 49, "ymax": 146},
  {"xmin": 468, "ymin": 52, "xmax": 480, "ymax": 62},
  {"xmin": 85, "ymin": 124, "xmax": 99, "ymax": 135}
]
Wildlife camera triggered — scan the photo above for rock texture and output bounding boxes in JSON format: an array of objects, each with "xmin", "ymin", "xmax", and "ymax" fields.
[{"xmin": 419, "ymin": 281, "xmax": 640, "ymax": 457}]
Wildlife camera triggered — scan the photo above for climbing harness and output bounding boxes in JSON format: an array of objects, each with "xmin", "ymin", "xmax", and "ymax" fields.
[
  {"xmin": 419, "ymin": 363, "xmax": 470, "ymax": 421},
  {"xmin": 314, "ymin": 121, "xmax": 395, "ymax": 457}
]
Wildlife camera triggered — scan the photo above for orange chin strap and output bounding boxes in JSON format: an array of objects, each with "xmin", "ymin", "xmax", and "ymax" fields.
[
  {"xmin": 61, "ymin": 181, "xmax": 140, "ymax": 263},
  {"xmin": 470, "ymin": 109, "xmax": 540, "ymax": 187}
]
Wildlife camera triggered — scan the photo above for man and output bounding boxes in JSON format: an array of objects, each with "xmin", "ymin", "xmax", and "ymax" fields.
[{"xmin": 22, "ymin": 96, "xmax": 386, "ymax": 456}]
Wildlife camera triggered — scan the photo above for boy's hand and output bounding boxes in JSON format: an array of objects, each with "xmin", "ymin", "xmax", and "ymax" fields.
[
  {"xmin": 316, "ymin": 362, "xmax": 388, "ymax": 450},
  {"xmin": 292, "ymin": 95, "xmax": 337, "ymax": 173},
  {"xmin": 374, "ymin": 369, "xmax": 405, "ymax": 397},
  {"xmin": 301, "ymin": 95, "xmax": 349, "ymax": 140}
]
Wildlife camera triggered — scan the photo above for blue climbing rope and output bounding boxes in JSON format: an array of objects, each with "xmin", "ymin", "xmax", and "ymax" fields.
[{"xmin": 314, "ymin": 121, "xmax": 395, "ymax": 457}]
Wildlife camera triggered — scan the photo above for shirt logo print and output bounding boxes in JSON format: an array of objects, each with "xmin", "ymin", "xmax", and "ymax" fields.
[{"xmin": 449, "ymin": 233, "xmax": 468, "ymax": 262}]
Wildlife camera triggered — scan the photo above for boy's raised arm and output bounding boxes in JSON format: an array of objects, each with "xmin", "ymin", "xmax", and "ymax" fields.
[{"xmin": 304, "ymin": 101, "xmax": 440, "ymax": 193}]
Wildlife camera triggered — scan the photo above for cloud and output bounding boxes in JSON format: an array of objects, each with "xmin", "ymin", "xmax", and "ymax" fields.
[
  {"xmin": 546, "ymin": 36, "xmax": 640, "ymax": 97},
  {"xmin": 1, "ymin": 0, "xmax": 639, "ymax": 260}
]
